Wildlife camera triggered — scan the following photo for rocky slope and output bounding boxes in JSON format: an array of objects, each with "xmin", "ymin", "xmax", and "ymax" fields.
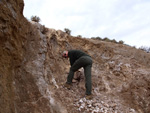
[{"xmin": 0, "ymin": 0, "xmax": 150, "ymax": 113}]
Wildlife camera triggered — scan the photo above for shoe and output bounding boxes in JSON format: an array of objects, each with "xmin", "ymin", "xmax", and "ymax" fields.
[
  {"xmin": 85, "ymin": 94, "xmax": 93, "ymax": 100},
  {"xmin": 64, "ymin": 83, "xmax": 71, "ymax": 90}
]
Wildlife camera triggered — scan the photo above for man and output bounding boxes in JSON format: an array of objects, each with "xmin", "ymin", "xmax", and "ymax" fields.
[{"xmin": 62, "ymin": 50, "xmax": 93, "ymax": 99}]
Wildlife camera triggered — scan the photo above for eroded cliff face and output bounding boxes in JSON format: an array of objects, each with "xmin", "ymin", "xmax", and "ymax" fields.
[{"xmin": 0, "ymin": 0, "xmax": 150, "ymax": 113}]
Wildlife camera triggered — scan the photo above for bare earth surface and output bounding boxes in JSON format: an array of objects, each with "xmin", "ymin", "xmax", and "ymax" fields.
[{"xmin": 0, "ymin": 0, "xmax": 150, "ymax": 113}]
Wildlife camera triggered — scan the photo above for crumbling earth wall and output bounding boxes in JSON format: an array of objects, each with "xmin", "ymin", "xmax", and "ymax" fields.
[{"xmin": 0, "ymin": 0, "xmax": 66, "ymax": 113}]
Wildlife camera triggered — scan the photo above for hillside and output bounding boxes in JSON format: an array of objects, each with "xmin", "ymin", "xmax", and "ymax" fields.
[{"xmin": 0, "ymin": 0, "xmax": 150, "ymax": 113}]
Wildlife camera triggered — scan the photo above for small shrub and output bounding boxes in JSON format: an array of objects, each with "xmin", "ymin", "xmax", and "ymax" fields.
[
  {"xmin": 139, "ymin": 46, "xmax": 150, "ymax": 53},
  {"xmin": 91, "ymin": 37, "xmax": 102, "ymax": 40},
  {"xmin": 111, "ymin": 39, "xmax": 117, "ymax": 43},
  {"xmin": 41, "ymin": 25, "xmax": 48, "ymax": 34},
  {"xmin": 31, "ymin": 16, "xmax": 41, "ymax": 23},
  {"xmin": 148, "ymin": 48, "xmax": 150, "ymax": 53},
  {"xmin": 132, "ymin": 46, "xmax": 136, "ymax": 49},
  {"xmin": 103, "ymin": 37, "xmax": 110, "ymax": 42},
  {"xmin": 95, "ymin": 37, "xmax": 102, "ymax": 40},
  {"xmin": 64, "ymin": 28, "xmax": 71, "ymax": 35},
  {"xmin": 118, "ymin": 40, "xmax": 124, "ymax": 44},
  {"xmin": 91, "ymin": 37, "xmax": 96, "ymax": 39},
  {"xmin": 77, "ymin": 35, "xmax": 82, "ymax": 38}
]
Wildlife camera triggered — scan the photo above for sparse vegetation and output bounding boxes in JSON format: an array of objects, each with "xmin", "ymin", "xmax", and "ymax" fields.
[
  {"xmin": 77, "ymin": 35, "xmax": 82, "ymax": 38},
  {"xmin": 132, "ymin": 46, "xmax": 136, "ymax": 49},
  {"xmin": 41, "ymin": 25, "xmax": 48, "ymax": 34},
  {"xmin": 96, "ymin": 37, "xmax": 102, "ymax": 40},
  {"xmin": 91, "ymin": 37, "xmax": 102, "ymax": 40},
  {"xmin": 31, "ymin": 16, "xmax": 41, "ymax": 23},
  {"xmin": 139, "ymin": 46, "xmax": 150, "ymax": 53},
  {"xmin": 64, "ymin": 28, "xmax": 71, "ymax": 35},
  {"xmin": 111, "ymin": 39, "xmax": 117, "ymax": 43},
  {"xmin": 91, "ymin": 37, "xmax": 125, "ymax": 45},
  {"xmin": 103, "ymin": 37, "xmax": 110, "ymax": 42},
  {"xmin": 118, "ymin": 40, "xmax": 124, "ymax": 44},
  {"xmin": 95, "ymin": 37, "xmax": 102, "ymax": 40}
]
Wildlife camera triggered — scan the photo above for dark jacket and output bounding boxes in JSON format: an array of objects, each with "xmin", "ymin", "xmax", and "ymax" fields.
[{"xmin": 68, "ymin": 50, "xmax": 90, "ymax": 66}]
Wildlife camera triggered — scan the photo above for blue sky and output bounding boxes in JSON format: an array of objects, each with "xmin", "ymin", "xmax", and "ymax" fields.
[{"xmin": 23, "ymin": 0, "xmax": 150, "ymax": 47}]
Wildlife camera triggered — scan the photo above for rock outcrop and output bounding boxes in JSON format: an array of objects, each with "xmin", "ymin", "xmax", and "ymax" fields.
[{"xmin": 0, "ymin": 0, "xmax": 150, "ymax": 113}]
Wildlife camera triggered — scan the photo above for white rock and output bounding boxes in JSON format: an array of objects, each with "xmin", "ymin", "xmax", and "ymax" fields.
[
  {"xmin": 87, "ymin": 104, "xmax": 92, "ymax": 108},
  {"xmin": 79, "ymin": 99, "xmax": 83, "ymax": 103},
  {"xmin": 130, "ymin": 108, "xmax": 135, "ymax": 112}
]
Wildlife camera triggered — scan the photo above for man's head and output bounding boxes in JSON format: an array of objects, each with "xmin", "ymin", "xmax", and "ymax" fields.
[{"xmin": 62, "ymin": 51, "xmax": 68, "ymax": 58}]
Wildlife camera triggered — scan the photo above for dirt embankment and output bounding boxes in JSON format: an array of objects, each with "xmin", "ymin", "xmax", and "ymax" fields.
[{"xmin": 0, "ymin": 0, "xmax": 150, "ymax": 113}]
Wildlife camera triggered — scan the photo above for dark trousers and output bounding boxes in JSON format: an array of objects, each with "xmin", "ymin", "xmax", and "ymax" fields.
[{"xmin": 67, "ymin": 56, "xmax": 92, "ymax": 95}]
